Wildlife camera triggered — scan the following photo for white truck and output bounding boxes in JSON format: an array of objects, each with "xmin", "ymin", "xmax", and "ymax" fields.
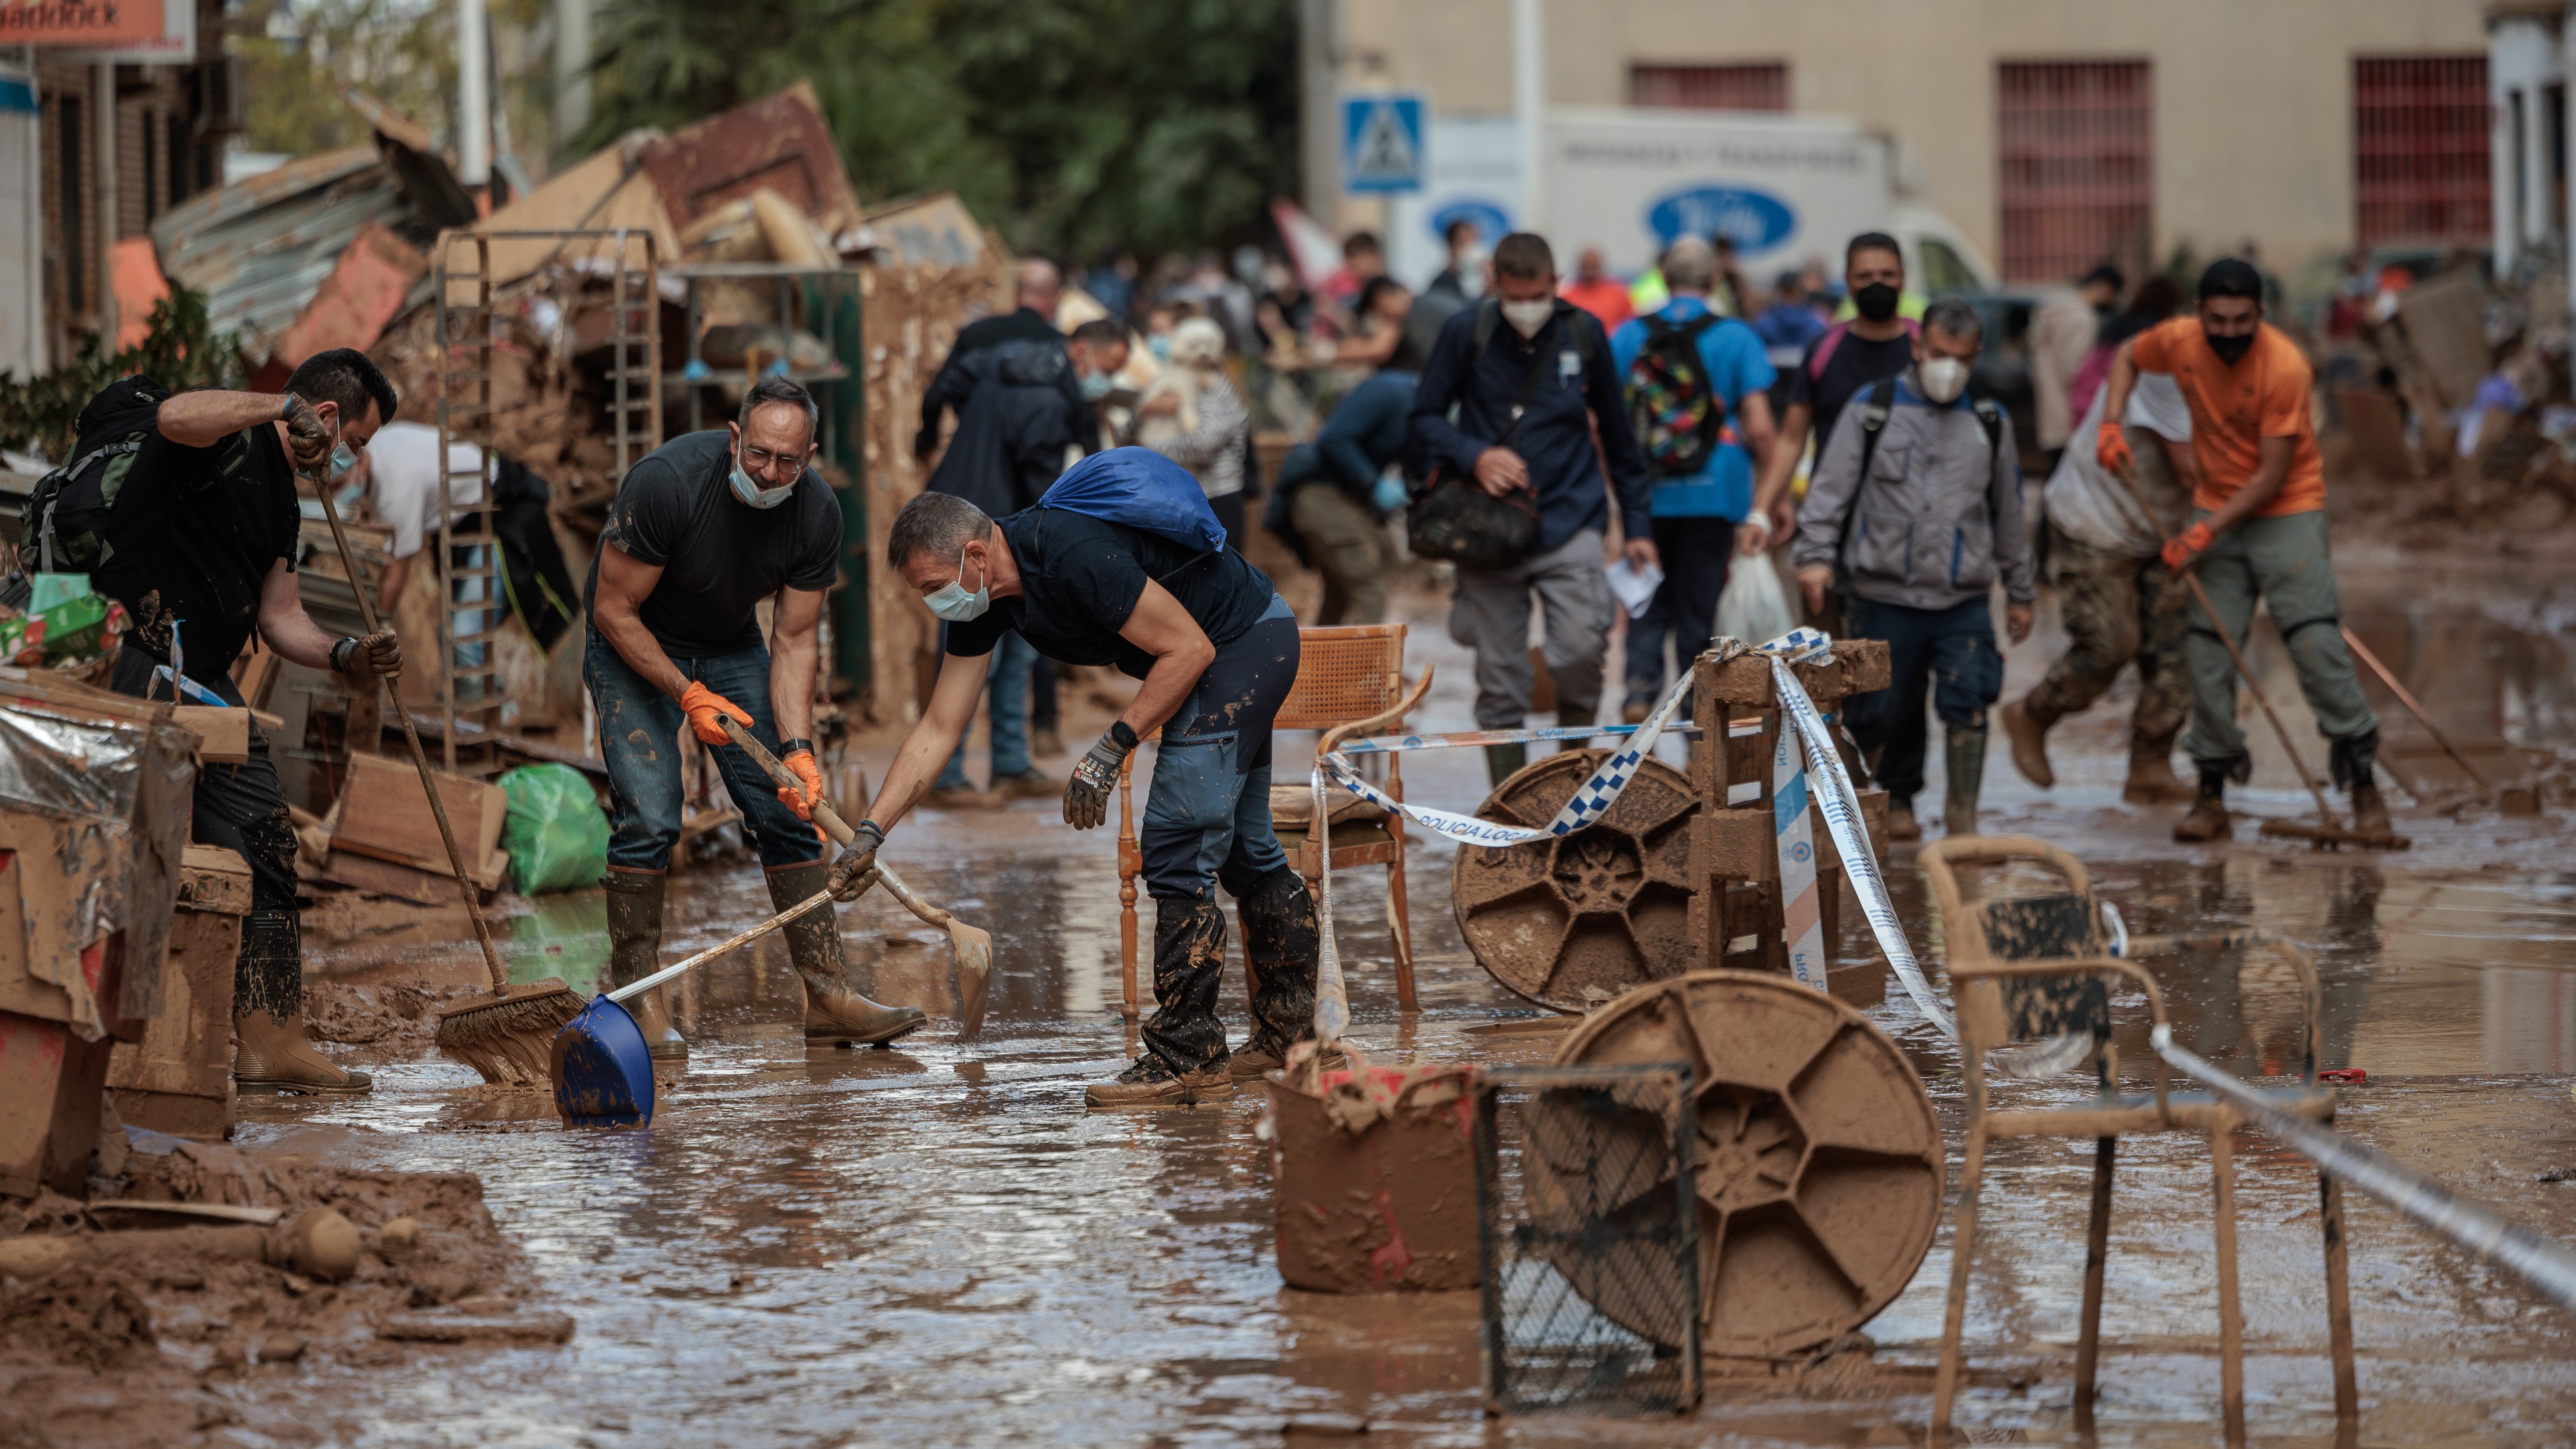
[{"xmin": 1386, "ymin": 107, "xmax": 1998, "ymax": 298}]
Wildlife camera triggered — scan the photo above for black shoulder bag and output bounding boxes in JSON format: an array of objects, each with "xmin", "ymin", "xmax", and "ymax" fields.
[{"xmin": 1405, "ymin": 302, "xmax": 1558, "ymax": 572}]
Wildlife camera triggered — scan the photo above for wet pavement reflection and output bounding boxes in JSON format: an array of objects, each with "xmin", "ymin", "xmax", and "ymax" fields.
[{"xmin": 233, "ymin": 571, "xmax": 2576, "ymax": 1447}]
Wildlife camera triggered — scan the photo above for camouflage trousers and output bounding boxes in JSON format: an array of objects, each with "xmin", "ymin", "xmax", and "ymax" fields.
[{"xmin": 2024, "ymin": 525, "xmax": 2191, "ymax": 751}]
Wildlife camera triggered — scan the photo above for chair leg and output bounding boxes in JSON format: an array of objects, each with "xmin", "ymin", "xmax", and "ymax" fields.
[
  {"xmin": 2211, "ymin": 1115, "xmax": 2247, "ymax": 1448},
  {"xmin": 1387, "ymin": 849, "xmax": 1416, "ymax": 1014},
  {"xmin": 2074, "ymin": 1134, "xmax": 2117, "ymax": 1426},
  {"xmin": 1930, "ymin": 1124, "xmax": 1987, "ymax": 1447},
  {"xmin": 2320, "ymin": 1170, "xmax": 2359, "ymax": 1431},
  {"xmin": 1118, "ymin": 760, "xmax": 1140, "ymax": 1022}
]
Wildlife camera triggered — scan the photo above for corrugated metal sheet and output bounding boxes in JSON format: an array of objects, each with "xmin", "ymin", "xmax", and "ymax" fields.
[
  {"xmin": 150, "ymin": 145, "xmax": 419, "ymax": 360},
  {"xmin": 1998, "ymin": 61, "xmax": 2153, "ymax": 285}
]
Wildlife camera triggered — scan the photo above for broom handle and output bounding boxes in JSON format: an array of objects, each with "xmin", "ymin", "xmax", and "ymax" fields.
[
  {"xmin": 608, "ymin": 889, "xmax": 834, "ymax": 1003},
  {"xmin": 2339, "ymin": 627, "xmax": 2492, "ymax": 792},
  {"xmin": 303, "ymin": 421, "xmax": 513, "ymax": 995},
  {"xmin": 2109, "ymin": 462, "xmax": 2344, "ymax": 828},
  {"xmin": 713, "ymin": 717, "xmax": 952, "ymax": 926}
]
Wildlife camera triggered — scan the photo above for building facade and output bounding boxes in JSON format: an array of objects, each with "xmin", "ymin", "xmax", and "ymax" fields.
[{"xmin": 1326, "ymin": 0, "xmax": 2490, "ymax": 286}]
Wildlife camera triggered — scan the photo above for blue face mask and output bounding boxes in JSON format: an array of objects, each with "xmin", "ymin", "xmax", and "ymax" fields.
[
  {"xmin": 327, "ymin": 442, "xmax": 359, "ymax": 481},
  {"xmin": 924, "ymin": 544, "xmax": 990, "ymax": 622},
  {"xmin": 729, "ymin": 462, "xmax": 797, "ymax": 510},
  {"xmin": 1146, "ymin": 334, "xmax": 1173, "ymax": 364},
  {"xmin": 1079, "ymin": 371, "xmax": 1115, "ymax": 402}
]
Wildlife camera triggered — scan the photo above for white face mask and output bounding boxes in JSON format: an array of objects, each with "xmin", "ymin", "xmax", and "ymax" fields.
[
  {"xmin": 1917, "ymin": 356, "xmax": 1971, "ymax": 405},
  {"xmin": 1501, "ymin": 298, "xmax": 1554, "ymax": 339},
  {"xmin": 924, "ymin": 544, "xmax": 991, "ymax": 622},
  {"xmin": 729, "ymin": 462, "xmax": 797, "ymax": 509}
]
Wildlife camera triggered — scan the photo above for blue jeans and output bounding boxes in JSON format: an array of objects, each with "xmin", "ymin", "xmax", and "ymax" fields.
[
  {"xmin": 936, "ymin": 628, "xmax": 1034, "ymax": 789},
  {"xmin": 583, "ymin": 628, "xmax": 825, "ymax": 872},
  {"xmin": 1842, "ymin": 596, "xmax": 2004, "ymax": 808},
  {"xmin": 1139, "ymin": 597, "xmax": 1298, "ymax": 902}
]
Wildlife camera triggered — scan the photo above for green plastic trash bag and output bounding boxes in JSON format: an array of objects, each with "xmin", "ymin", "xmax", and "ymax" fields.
[{"xmin": 498, "ymin": 763, "xmax": 610, "ymax": 896}]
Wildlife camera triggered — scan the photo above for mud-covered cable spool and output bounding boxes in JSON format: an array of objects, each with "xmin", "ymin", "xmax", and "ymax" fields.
[
  {"xmin": 1544, "ymin": 970, "xmax": 1943, "ymax": 1358},
  {"xmin": 1450, "ymin": 750, "xmax": 1698, "ymax": 1010}
]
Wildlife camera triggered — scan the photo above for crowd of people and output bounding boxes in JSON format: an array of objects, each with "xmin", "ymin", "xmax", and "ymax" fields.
[{"xmin": 912, "ymin": 216, "xmax": 2386, "ymax": 850}]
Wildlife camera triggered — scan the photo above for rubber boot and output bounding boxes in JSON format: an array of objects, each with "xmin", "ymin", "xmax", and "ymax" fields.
[
  {"xmin": 603, "ymin": 869, "xmax": 686, "ymax": 1062},
  {"xmin": 231, "ymin": 910, "xmax": 372, "ymax": 1094},
  {"xmin": 1484, "ymin": 742, "xmax": 1528, "ymax": 789},
  {"xmin": 1885, "ymin": 803, "xmax": 1922, "ymax": 842},
  {"xmin": 2174, "ymin": 765, "xmax": 2234, "ymax": 843},
  {"xmin": 765, "ymin": 862, "xmax": 927, "ymax": 1046},
  {"xmin": 1943, "ymin": 727, "xmax": 1988, "ymax": 837},
  {"xmin": 2123, "ymin": 735, "xmax": 2194, "ymax": 805},
  {"xmin": 2332, "ymin": 731, "xmax": 2393, "ymax": 842},
  {"xmin": 1090, "ymin": 899, "xmax": 1233, "ymax": 1107},
  {"xmin": 1226, "ymin": 868, "xmax": 1339, "ymax": 1080},
  {"xmin": 1999, "ymin": 696, "xmax": 2056, "ymax": 788}
]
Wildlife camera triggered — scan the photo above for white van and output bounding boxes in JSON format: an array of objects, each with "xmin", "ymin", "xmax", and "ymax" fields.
[{"xmin": 1387, "ymin": 109, "xmax": 1999, "ymax": 298}]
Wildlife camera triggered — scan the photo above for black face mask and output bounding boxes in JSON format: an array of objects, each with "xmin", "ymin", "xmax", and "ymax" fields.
[
  {"xmin": 1853, "ymin": 282, "xmax": 1901, "ymax": 323},
  {"xmin": 2206, "ymin": 330, "xmax": 2255, "ymax": 365}
]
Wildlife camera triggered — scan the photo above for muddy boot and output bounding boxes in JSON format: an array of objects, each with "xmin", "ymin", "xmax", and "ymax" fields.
[
  {"xmin": 231, "ymin": 910, "xmax": 372, "ymax": 1094},
  {"xmin": 2332, "ymin": 731, "xmax": 2393, "ymax": 841},
  {"xmin": 603, "ymin": 869, "xmax": 687, "ymax": 1062},
  {"xmin": 1484, "ymin": 742, "xmax": 1528, "ymax": 788},
  {"xmin": 1090, "ymin": 898, "xmax": 1235, "ymax": 1107},
  {"xmin": 766, "ymin": 862, "xmax": 927, "ymax": 1046},
  {"xmin": 1225, "ymin": 868, "xmax": 1342, "ymax": 1080},
  {"xmin": 1885, "ymin": 803, "xmax": 1921, "ymax": 842},
  {"xmin": 2123, "ymin": 735, "xmax": 2194, "ymax": 805},
  {"xmin": 2174, "ymin": 766, "xmax": 2234, "ymax": 843},
  {"xmin": 1999, "ymin": 696, "xmax": 2056, "ymax": 789},
  {"xmin": 1943, "ymin": 727, "xmax": 1988, "ymax": 837}
]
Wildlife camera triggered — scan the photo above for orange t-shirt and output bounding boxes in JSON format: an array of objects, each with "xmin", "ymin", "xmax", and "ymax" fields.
[{"xmin": 2129, "ymin": 317, "xmax": 2325, "ymax": 516}]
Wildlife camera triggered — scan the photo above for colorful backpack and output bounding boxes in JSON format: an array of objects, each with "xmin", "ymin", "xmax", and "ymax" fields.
[{"xmin": 1627, "ymin": 313, "xmax": 1725, "ymax": 478}]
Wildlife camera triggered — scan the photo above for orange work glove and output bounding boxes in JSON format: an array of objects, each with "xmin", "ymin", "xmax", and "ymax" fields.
[
  {"xmin": 678, "ymin": 680, "xmax": 753, "ymax": 747},
  {"xmin": 2095, "ymin": 418, "xmax": 2133, "ymax": 474},
  {"xmin": 2161, "ymin": 520, "xmax": 2215, "ymax": 573},
  {"xmin": 777, "ymin": 748, "xmax": 826, "ymax": 821}
]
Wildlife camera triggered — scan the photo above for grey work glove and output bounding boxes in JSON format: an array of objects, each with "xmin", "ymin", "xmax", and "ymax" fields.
[
  {"xmin": 332, "ymin": 630, "xmax": 402, "ymax": 680},
  {"xmin": 1063, "ymin": 721, "xmax": 1138, "ymax": 831},
  {"xmin": 828, "ymin": 819, "xmax": 885, "ymax": 900},
  {"xmin": 280, "ymin": 394, "xmax": 333, "ymax": 472}
]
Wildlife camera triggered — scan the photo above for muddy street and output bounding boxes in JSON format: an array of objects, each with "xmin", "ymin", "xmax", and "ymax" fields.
[{"xmin": 45, "ymin": 563, "xmax": 2538, "ymax": 1448}]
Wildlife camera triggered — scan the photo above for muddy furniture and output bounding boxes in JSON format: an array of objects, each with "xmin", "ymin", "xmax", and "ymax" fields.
[
  {"xmin": 107, "ymin": 845, "xmax": 254, "ymax": 1138},
  {"xmin": 1686, "ymin": 640, "xmax": 1889, "ymax": 977},
  {"xmin": 1116, "ymin": 625, "xmax": 1419, "ymax": 1019},
  {"xmin": 1266, "ymin": 1061, "xmax": 1478, "ymax": 1292},
  {"xmin": 1918, "ymin": 836, "xmax": 2357, "ymax": 1449}
]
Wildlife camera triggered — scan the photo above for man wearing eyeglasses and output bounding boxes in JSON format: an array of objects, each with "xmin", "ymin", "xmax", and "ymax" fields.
[{"xmin": 583, "ymin": 376, "xmax": 928, "ymax": 1060}]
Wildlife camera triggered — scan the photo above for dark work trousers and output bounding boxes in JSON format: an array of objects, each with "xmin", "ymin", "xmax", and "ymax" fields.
[
  {"xmin": 1841, "ymin": 596, "xmax": 2004, "ymax": 809},
  {"xmin": 1622, "ymin": 514, "xmax": 1735, "ymax": 718},
  {"xmin": 1030, "ymin": 656, "xmax": 1060, "ymax": 735},
  {"xmin": 109, "ymin": 644, "xmax": 304, "ymax": 1016}
]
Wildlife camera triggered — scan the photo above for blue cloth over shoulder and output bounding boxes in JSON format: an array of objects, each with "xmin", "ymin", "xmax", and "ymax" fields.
[{"xmin": 1036, "ymin": 446, "xmax": 1227, "ymax": 555}]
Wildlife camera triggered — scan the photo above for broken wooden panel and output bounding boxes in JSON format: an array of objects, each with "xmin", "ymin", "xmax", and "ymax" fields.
[
  {"xmin": 328, "ymin": 751, "xmax": 508, "ymax": 891},
  {"xmin": 640, "ymin": 81, "xmax": 863, "ymax": 235}
]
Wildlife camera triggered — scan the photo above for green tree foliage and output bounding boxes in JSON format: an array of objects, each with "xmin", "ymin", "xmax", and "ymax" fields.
[
  {"xmin": 0, "ymin": 288, "xmax": 247, "ymax": 462},
  {"xmin": 581, "ymin": 0, "xmax": 1300, "ymax": 260}
]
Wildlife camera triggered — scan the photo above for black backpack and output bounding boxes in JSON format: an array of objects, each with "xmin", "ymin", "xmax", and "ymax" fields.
[
  {"xmin": 1627, "ymin": 313, "xmax": 1725, "ymax": 477},
  {"xmin": 21, "ymin": 375, "xmax": 174, "ymax": 576}
]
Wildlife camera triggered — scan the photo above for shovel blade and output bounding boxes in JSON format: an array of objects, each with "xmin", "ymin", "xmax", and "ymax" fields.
[
  {"xmin": 552, "ymin": 995, "xmax": 656, "ymax": 1128},
  {"xmin": 952, "ymin": 926, "xmax": 994, "ymax": 1039}
]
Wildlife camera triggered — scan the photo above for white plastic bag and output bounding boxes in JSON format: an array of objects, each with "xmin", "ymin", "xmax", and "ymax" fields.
[{"xmin": 1714, "ymin": 552, "xmax": 1797, "ymax": 645}]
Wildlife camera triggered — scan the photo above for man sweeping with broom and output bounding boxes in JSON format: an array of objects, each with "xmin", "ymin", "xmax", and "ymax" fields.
[
  {"xmin": 2092, "ymin": 259, "xmax": 2384, "ymax": 843},
  {"xmin": 585, "ymin": 377, "xmax": 926, "ymax": 1059},
  {"xmin": 840, "ymin": 447, "xmax": 1324, "ymax": 1107}
]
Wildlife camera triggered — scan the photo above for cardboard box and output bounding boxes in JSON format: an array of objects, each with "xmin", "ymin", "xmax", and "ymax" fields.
[
  {"xmin": 0, "ymin": 1007, "xmax": 118, "ymax": 1199},
  {"xmin": 172, "ymin": 705, "xmax": 253, "ymax": 763},
  {"xmin": 108, "ymin": 845, "xmax": 251, "ymax": 1140}
]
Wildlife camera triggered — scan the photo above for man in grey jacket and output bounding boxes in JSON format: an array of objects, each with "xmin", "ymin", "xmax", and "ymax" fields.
[{"xmin": 1793, "ymin": 298, "xmax": 2034, "ymax": 837}]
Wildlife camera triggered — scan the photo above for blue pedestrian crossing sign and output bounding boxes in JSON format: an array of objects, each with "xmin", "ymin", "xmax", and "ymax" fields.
[{"xmin": 1342, "ymin": 95, "xmax": 1425, "ymax": 193}]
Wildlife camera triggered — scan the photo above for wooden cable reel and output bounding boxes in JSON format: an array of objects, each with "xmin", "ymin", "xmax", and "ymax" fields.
[
  {"xmin": 1450, "ymin": 750, "xmax": 1699, "ymax": 1010},
  {"xmin": 1543, "ymin": 971, "xmax": 1943, "ymax": 1358}
]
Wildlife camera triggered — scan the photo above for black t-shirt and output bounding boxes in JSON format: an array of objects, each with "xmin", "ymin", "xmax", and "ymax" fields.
[
  {"xmin": 94, "ymin": 423, "xmax": 302, "ymax": 671},
  {"xmin": 945, "ymin": 508, "xmax": 1275, "ymax": 680},
  {"xmin": 1788, "ymin": 329, "xmax": 1917, "ymax": 460},
  {"xmin": 583, "ymin": 430, "xmax": 842, "ymax": 657}
]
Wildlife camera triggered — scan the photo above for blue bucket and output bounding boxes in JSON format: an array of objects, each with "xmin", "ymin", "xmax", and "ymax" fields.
[{"xmin": 552, "ymin": 994, "xmax": 656, "ymax": 1128}]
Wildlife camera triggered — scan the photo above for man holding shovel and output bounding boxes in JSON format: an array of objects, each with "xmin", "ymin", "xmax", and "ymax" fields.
[
  {"xmin": 585, "ymin": 377, "xmax": 926, "ymax": 1059},
  {"xmin": 2094, "ymin": 259, "xmax": 2382, "ymax": 843},
  {"xmin": 844, "ymin": 451, "xmax": 1323, "ymax": 1108}
]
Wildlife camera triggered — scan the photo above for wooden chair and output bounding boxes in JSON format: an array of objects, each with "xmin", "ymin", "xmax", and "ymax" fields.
[
  {"xmin": 1919, "ymin": 835, "xmax": 2355, "ymax": 1449},
  {"xmin": 1117, "ymin": 624, "xmax": 1419, "ymax": 1019}
]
